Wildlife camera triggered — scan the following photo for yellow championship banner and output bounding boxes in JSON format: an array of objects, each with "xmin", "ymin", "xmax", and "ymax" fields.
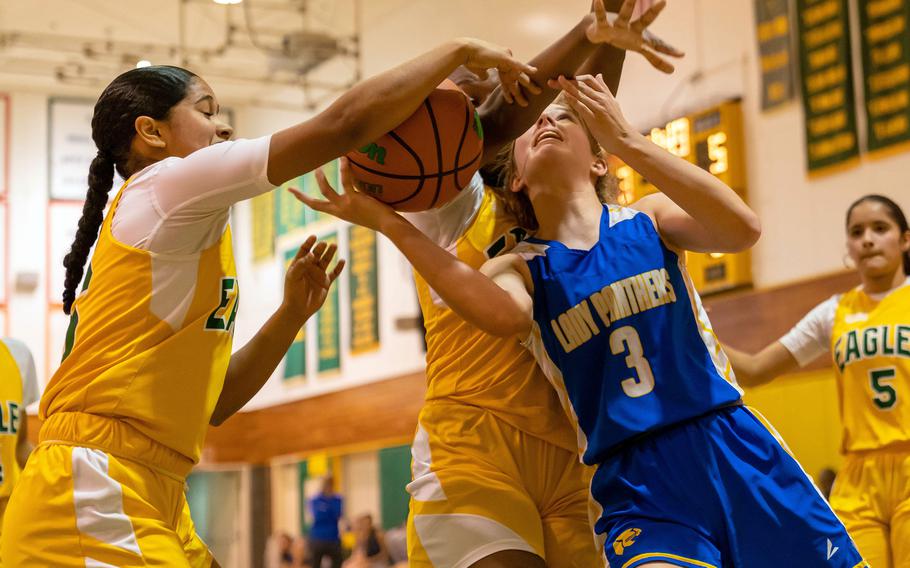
[{"xmin": 348, "ymin": 225, "xmax": 380, "ymax": 354}]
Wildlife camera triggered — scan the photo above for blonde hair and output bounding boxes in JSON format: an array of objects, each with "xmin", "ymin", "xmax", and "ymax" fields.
[{"xmin": 488, "ymin": 98, "xmax": 619, "ymax": 231}]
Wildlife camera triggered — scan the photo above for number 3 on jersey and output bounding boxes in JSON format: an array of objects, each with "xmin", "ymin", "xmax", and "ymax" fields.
[{"xmin": 610, "ymin": 326, "xmax": 655, "ymax": 398}]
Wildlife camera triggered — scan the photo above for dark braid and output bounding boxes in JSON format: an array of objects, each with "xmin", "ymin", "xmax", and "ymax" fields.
[
  {"xmin": 61, "ymin": 65, "xmax": 197, "ymax": 314},
  {"xmin": 846, "ymin": 194, "xmax": 910, "ymax": 277}
]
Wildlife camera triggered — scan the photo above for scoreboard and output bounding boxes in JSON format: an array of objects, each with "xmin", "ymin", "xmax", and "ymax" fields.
[{"xmin": 609, "ymin": 99, "xmax": 751, "ymax": 295}]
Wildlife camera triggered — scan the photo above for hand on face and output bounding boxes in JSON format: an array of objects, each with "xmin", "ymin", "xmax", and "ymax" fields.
[
  {"xmin": 288, "ymin": 158, "xmax": 398, "ymax": 233},
  {"xmin": 586, "ymin": 0, "xmax": 684, "ymax": 74},
  {"xmin": 548, "ymin": 74, "xmax": 636, "ymax": 154},
  {"xmin": 282, "ymin": 235, "xmax": 345, "ymax": 321}
]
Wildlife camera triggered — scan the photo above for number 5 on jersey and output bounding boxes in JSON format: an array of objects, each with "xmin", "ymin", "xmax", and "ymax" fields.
[{"xmin": 870, "ymin": 367, "xmax": 897, "ymax": 410}]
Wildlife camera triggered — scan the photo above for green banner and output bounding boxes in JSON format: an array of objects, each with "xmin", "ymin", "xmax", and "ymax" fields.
[
  {"xmin": 348, "ymin": 225, "xmax": 380, "ymax": 354},
  {"xmin": 283, "ymin": 247, "xmax": 307, "ymax": 381},
  {"xmin": 251, "ymin": 191, "xmax": 275, "ymax": 262},
  {"xmin": 317, "ymin": 232, "xmax": 341, "ymax": 374},
  {"xmin": 796, "ymin": 0, "xmax": 860, "ymax": 172},
  {"xmin": 378, "ymin": 445, "xmax": 411, "ymax": 530},
  {"xmin": 755, "ymin": 0, "xmax": 796, "ymax": 110},
  {"xmin": 859, "ymin": 0, "xmax": 910, "ymax": 153},
  {"xmin": 275, "ymin": 175, "xmax": 308, "ymax": 237}
]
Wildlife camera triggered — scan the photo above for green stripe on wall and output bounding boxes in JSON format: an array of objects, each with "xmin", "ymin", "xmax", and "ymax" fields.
[{"xmin": 378, "ymin": 445, "xmax": 411, "ymax": 530}]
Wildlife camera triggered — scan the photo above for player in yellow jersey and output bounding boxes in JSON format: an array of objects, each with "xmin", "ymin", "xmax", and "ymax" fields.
[
  {"xmin": 723, "ymin": 194, "xmax": 910, "ymax": 567},
  {"xmin": 0, "ymin": 338, "xmax": 39, "ymax": 562},
  {"xmin": 292, "ymin": 3, "xmax": 682, "ymax": 565},
  {"xmin": 0, "ymin": 42, "xmax": 536, "ymax": 567}
]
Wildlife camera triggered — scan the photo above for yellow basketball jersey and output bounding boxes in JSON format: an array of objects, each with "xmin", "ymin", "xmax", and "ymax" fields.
[
  {"xmin": 40, "ymin": 181, "xmax": 238, "ymax": 464},
  {"xmin": 415, "ymin": 187, "xmax": 577, "ymax": 452},
  {"xmin": 0, "ymin": 341, "xmax": 25, "ymax": 503},
  {"xmin": 831, "ymin": 282, "xmax": 910, "ymax": 453}
]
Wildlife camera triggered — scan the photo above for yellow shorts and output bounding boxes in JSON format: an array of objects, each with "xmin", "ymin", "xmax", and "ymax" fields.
[
  {"xmin": 407, "ymin": 402, "xmax": 602, "ymax": 568},
  {"xmin": 830, "ymin": 446, "xmax": 910, "ymax": 568},
  {"xmin": 1, "ymin": 412, "xmax": 213, "ymax": 567}
]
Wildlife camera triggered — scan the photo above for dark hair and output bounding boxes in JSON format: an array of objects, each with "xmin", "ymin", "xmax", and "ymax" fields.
[
  {"xmin": 488, "ymin": 97, "xmax": 618, "ymax": 231},
  {"xmin": 846, "ymin": 194, "xmax": 910, "ymax": 276},
  {"xmin": 62, "ymin": 65, "xmax": 197, "ymax": 314}
]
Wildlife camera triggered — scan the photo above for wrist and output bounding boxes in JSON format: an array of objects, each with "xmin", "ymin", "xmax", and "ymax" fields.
[
  {"xmin": 452, "ymin": 38, "xmax": 475, "ymax": 64},
  {"xmin": 377, "ymin": 210, "xmax": 410, "ymax": 236},
  {"xmin": 608, "ymin": 129, "xmax": 647, "ymax": 156},
  {"xmin": 275, "ymin": 302, "xmax": 310, "ymax": 327}
]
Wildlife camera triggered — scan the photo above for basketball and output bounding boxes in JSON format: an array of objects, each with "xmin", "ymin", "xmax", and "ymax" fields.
[{"xmin": 345, "ymin": 79, "xmax": 484, "ymax": 212}]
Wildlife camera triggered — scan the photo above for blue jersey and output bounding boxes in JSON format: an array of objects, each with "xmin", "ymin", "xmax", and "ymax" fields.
[{"xmin": 516, "ymin": 204, "xmax": 742, "ymax": 464}]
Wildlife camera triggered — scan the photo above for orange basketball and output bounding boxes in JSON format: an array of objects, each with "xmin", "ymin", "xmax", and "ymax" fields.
[{"xmin": 346, "ymin": 80, "xmax": 484, "ymax": 212}]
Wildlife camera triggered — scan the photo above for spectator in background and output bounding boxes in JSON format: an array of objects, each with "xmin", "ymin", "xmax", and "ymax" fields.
[
  {"xmin": 343, "ymin": 514, "xmax": 390, "ymax": 568},
  {"xmin": 310, "ymin": 475, "xmax": 343, "ymax": 568},
  {"xmin": 382, "ymin": 522, "xmax": 407, "ymax": 567}
]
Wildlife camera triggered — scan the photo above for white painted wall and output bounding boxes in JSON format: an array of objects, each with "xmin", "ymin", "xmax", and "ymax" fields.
[{"xmin": 2, "ymin": 0, "xmax": 909, "ymax": 410}]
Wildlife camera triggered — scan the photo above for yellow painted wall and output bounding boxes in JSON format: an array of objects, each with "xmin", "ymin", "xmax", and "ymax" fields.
[{"xmin": 741, "ymin": 368, "xmax": 843, "ymax": 482}]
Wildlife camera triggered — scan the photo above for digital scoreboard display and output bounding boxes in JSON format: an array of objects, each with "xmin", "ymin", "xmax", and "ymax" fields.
[{"xmin": 609, "ymin": 100, "xmax": 751, "ymax": 295}]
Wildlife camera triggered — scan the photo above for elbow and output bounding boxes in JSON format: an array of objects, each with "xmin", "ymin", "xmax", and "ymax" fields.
[
  {"xmin": 486, "ymin": 312, "xmax": 532, "ymax": 339},
  {"xmin": 743, "ymin": 211, "xmax": 762, "ymax": 247},
  {"xmin": 728, "ymin": 211, "xmax": 762, "ymax": 252}
]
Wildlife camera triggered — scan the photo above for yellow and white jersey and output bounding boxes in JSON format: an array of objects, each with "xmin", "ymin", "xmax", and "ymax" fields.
[
  {"xmin": 0, "ymin": 338, "xmax": 38, "ymax": 502},
  {"xmin": 41, "ymin": 137, "xmax": 274, "ymax": 465},
  {"xmin": 405, "ymin": 174, "xmax": 577, "ymax": 452},
  {"xmin": 781, "ymin": 277, "xmax": 910, "ymax": 453}
]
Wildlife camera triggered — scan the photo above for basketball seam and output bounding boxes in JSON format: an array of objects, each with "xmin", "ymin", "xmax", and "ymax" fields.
[
  {"xmin": 346, "ymin": 131, "xmax": 428, "ymax": 206},
  {"xmin": 453, "ymin": 97, "xmax": 471, "ymax": 191},
  {"xmin": 424, "ymin": 99, "xmax": 445, "ymax": 209},
  {"xmin": 346, "ymin": 150, "xmax": 481, "ymax": 181}
]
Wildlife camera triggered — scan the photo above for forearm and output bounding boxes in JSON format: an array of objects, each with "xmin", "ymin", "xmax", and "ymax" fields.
[
  {"xmin": 724, "ymin": 342, "xmax": 798, "ymax": 388},
  {"xmin": 578, "ymin": 44, "xmax": 626, "ymax": 94},
  {"xmin": 269, "ymin": 40, "xmax": 473, "ymax": 184},
  {"xmin": 333, "ymin": 40, "xmax": 474, "ymax": 149},
  {"xmin": 617, "ymin": 134, "xmax": 761, "ymax": 250},
  {"xmin": 380, "ymin": 215, "xmax": 527, "ymax": 336},
  {"xmin": 480, "ymin": 14, "xmax": 599, "ymax": 163},
  {"xmin": 210, "ymin": 307, "xmax": 307, "ymax": 426}
]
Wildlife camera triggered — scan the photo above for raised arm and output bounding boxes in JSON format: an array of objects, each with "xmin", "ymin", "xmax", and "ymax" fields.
[
  {"xmin": 557, "ymin": 74, "xmax": 761, "ymax": 253},
  {"xmin": 210, "ymin": 237, "xmax": 343, "ymax": 425},
  {"xmin": 479, "ymin": 0, "xmax": 682, "ymax": 165},
  {"xmin": 292, "ymin": 160, "xmax": 534, "ymax": 339},
  {"xmin": 267, "ymin": 38, "xmax": 536, "ymax": 186}
]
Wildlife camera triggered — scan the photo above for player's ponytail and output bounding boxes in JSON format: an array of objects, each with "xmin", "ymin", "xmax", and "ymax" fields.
[
  {"xmin": 846, "ymin": 194, "xmax": 910, "ymax": 277},
  {"xmin": 61, "ymin": 65, "xmax": 197, "ymax": 314}
]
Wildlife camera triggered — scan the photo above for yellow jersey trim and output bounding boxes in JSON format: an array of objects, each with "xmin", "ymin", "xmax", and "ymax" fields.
[{"xmin": 621, "ymin": 552, "xmax": 717, "ymax": 568}]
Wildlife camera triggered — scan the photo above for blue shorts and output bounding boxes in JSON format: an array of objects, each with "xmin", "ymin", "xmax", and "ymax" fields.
[{"xmin": 593, "ymin": 405, "xmax": 868, "ymax": 568}]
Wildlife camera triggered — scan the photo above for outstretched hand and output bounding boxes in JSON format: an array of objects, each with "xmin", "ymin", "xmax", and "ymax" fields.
[
  {"xmin": 461, "ymin": 38, "xmax": 542, "ymax": 106},
  {"xmin": 288, "ymin": 158, "xmax": 398, "ymax": 233},
  {"xmin": 282, "ymin": 235, "xmax": 345, "ymax": 321},
  {"xmin": 586, "ymin": 0, "xmax": 684, "ymax": 74},
  {"xmin": 549, "ymin": 74, "xmax": 638, "ymax": 154}
]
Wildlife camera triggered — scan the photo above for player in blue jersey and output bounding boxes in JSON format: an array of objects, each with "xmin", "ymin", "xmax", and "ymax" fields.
[{"xmin": 299, "ymin": 74, "xmax": 869, "ymax": 567}]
